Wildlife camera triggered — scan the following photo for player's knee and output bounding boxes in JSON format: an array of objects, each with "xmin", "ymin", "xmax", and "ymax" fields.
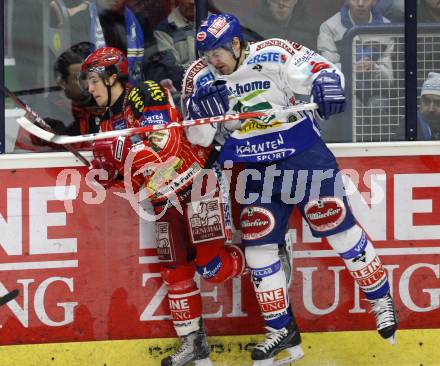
[
  {"xmin": 304, "ymin": 197, "xmax": 350, "ymax": 234},
  {"xmin": 160, "ymin": 263, "xmax": 195, "ymax": 286},
  {"xmin": 326, "ymin": 224, "xmax": 365, "ymax": 255},
  {"xmin": 245, "ymin": 243, "xmax": 278, "ymax": 269}
]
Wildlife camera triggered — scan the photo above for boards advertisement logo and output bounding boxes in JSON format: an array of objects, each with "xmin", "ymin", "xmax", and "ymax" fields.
[{"xmin": 1, "ymin": 155, "xmax": 440, "ymax": 346}]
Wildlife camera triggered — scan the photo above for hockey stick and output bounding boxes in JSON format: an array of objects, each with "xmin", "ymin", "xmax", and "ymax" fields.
[
  {"xmin": 2, "ymin": 85, "xmax": 90, "ymax": 166},
  {"xmin": 16, "ymin": 102, "xmax": 318, "ymax": 145},
  {"xmin": 0, "ymin": 289, "xmax": 19, "ymax": 306}
]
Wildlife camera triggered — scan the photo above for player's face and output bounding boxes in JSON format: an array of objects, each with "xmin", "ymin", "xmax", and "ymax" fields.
[
  {"xmin": 267, "ymin": 0, "xmax": 298, "ymax": 21},
  {"xmin": 421, "ymin": 94, "xmax": 440, "ymax": 125},
  {"xmin": 86, "ymin": 73, "xmax": 109, "ymax": 107},
  {"xmin": 347, "ymin": 0, "xmax": 376, "ymax": 21},
  {"xmin": 203, "ymin": 48, "xmax": 236, "ymax": 75},
  {"xmin": 179, "ymin": 0, "xmax": 195, "ymax": 22}
]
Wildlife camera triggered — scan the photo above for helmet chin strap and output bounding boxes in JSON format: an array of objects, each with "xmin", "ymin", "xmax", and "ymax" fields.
[
  {"xmin": 105, "ymin": 78, "xmax": 113, "ymax": 114},
  {"xmin": 233, "ymin": 48, "xmax": 242, "ymax": 72},
  {"xmin": 227, "ymin": 40, "xmax": 242, "ymax": 72},
  {"xmin": 106, "ymin": 85, "xmax": 112, "ymax": 108}
]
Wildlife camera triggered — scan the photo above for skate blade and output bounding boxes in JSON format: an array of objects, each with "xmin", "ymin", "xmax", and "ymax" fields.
[
  {"xmin": 194, "ymin": 357, "xmax": 213, "ymax": 366},
  {"xmin": 386, "ymin": 334, "xmax": 396, "ymax": 345},
  {"xmin": 252, "ymin": 345, "xmax": 305, "ymax": 366}
]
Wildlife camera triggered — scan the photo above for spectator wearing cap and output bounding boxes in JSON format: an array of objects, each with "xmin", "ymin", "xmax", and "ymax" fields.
[
  {"xmin": 394, "ymin": 72, "xmax": 440, "ymax": 140},
  {"xmin": 418, "ymin": 0, "xmax": 440, "ymax": 22}
]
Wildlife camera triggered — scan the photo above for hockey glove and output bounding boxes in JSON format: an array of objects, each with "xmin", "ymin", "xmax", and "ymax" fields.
[
  {"xmin": 311, "ymin": 70, "xmax": 346, "ymax": 120},
  {"xmin": 187, "ymin": 82, "xmax": 229, "ymax": 119},
  {"xmin": 89, "ymin": 137, "xmax": 132, "ymax": 189}
]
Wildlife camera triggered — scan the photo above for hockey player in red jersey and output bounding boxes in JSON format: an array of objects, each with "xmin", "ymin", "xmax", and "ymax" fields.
[{"xmin": 81, "ymin": 46, "xmax": 245, "ymax": 366}]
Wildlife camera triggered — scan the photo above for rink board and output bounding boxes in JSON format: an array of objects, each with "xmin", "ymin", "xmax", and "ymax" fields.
[
  {"xmin": 0, "ymin": 329, "xmax": 438, "ymax": 366},
  {"xmin": 1, "ymin": 145, "xmax": 440, "ymax": 364}
]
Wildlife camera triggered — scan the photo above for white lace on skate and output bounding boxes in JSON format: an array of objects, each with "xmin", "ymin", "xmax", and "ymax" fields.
[
  {"xmin": 256, "ymin": 327, "xmax": 288, "ymax": 354},
  {"xmin": 167, "ymin": 338, "xmax": 213, "ymax": 366},
  {"xmin": 169, "ymin": 339, "xmax": 192, "ymax": 364},
  {"xmin": 253, "ymin": 327, "xmax": 304, "ymax": 366},
  {"xmin": 368, "ymin": 294, "xmax": 398, "ymax": 344}
]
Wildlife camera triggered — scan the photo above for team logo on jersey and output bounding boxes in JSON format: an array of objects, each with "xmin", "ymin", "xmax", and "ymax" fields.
[
  {"xmin": 252, "ymin": 64, "xmax": 263, "ymax": 72},
  {"xmin": 247, "ymin": 52, "xmax": 286, "ymax": 65},
  {"xmin": 256, "ymin": 39, "xmax": 297, "ymax": 54},
  {"xmin": 188, "ymin": 197, "xmax": 225, "ymax": 243},
  {"xmin": 304, "ymin": 197, "xmax": 346, "ymax": 232},
  {"xmin": 112, "ymin": 119, "xmax": 126, "ymax": 130},
  {"xmin": 240, "ymin": 206, "xmax": 275, "ymax": 241},
  {"xmin": 184, "ymin": 59, "xmax": 207, "ymax": 95},
  {"xmin": 309, "ymin": 60, "xmax": 330, "ymax": 74},
  {"xmin": 140, "ymin": 109, "xmax": 170, "ymax": 126},
  {"xmin": 293, "ymin": 49, "xmax": 315, "ymax": 66},
  {"xmin": 228, "ymin": 80, "xmax": 271, "ymax": 96},
  {"xmin": 156, "ymin": 222, "xmax": 175, "ymax": 261},
  {"xmin": 239, "ymin": 120, "xmax": 282, "ymax": 134}
]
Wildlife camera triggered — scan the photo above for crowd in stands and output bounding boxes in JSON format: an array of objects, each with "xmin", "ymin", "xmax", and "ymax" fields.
[{"xmin": 8, "ymin": 0, "xmax": 440, "ymax": 149}]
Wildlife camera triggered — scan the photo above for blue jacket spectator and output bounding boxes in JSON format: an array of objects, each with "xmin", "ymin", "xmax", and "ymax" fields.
[{"xmin": 395, "ymin": 72, "xmax": 440, "ymax": 140}]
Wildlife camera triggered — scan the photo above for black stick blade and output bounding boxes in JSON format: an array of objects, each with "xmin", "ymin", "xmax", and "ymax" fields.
[{"xmin": 0, "ymin": 289, "xmax": 19, "ymax": 306}]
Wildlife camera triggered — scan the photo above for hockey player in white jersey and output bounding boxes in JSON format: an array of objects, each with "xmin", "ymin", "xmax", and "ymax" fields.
[{"xmin": 182, "ymin": 13, "xmax": 398, "ymax": 366}]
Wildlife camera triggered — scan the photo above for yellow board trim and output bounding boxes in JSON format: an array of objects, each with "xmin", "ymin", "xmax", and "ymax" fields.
[{"xmin": 0, "ymin": 329, "xmax": 437, "ymax": 365}]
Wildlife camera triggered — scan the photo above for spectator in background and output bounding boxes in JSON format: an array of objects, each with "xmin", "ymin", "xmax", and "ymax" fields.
[
  {"xmin": 88, "ymin": 0, "xmax": 158, "ymax": 84},
  {"xmin": 152, "ymin": 0, "xmax": 264, "ymax": 104},
  {"xmin": 318, "ymin": 0, "xmax": 395, "ymax": 107},
  {"xmin": 376, "ymin": 0, "xmax": 404, "ymax": 22},
  {"xmin": 418, "ymin": 0, "xmax": 440, "ymax": 22},
  {"xmin": 240, "ymin": 0, "xmax": 320, "ymax": 50},
  {"xmin": 153, "ymin": 0, "xmax": 196, "ymax": 95},
  {"xmin": 52, "ymin": 42, "xmax": 102, "ymax": 136},
  {"xmin": 126, "ymin": 0, "xmax": 169, "ymax": 28},
  {"xmin": 417, "ymin": 0, "xmax": 440, "ymax": 88},
  {"xmin": 15, "ymin": 42, "xmax": 102, "ymax": 151},
  {"xmin": 58, "ymin": 0, "xmax": 92, "ymax": 46},
  {"xmin": 394, "ymin": 72, "xmax": 440, "ymax": 140}
]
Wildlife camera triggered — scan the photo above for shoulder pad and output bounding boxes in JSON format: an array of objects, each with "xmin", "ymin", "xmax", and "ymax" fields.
[{"xmin": 253, "ymin": 38, "xmax": 303, "ymax": 55}]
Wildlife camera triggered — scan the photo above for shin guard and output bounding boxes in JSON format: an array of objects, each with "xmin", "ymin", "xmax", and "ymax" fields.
[
  {"xmin": 161, "ymin": 263, "xmax": 202, "ymax": 336},
  {"xmin": 246, "ymin": 244, "xmax": 291, "ymax": 329},
  {"xmin": 327, "ymin": 225, "xmax": 390, "ymax": 299}
]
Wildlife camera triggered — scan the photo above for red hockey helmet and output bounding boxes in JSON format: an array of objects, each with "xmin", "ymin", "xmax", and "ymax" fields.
[{"xmin": 81, "ymin": 47, "xmax": 129, "ymax": 82}]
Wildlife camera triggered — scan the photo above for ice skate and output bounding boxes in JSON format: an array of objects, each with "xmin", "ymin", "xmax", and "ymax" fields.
[
  {"xmin": 252, "ymin": 319, "xmax": 304, "ymax": 366},
  {"xmin": 161, "ymin": 327, "xmax": 212, "ymax": 366},
  {"xmin": 279, "ymin": 233, "xmax": 294, "ymax": 287},
  {"xmin": 368, "ymin": 292, "xmax": 398, "ymax": 344}
]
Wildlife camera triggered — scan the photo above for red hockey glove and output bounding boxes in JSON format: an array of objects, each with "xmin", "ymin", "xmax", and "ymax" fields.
[{"xmin": 89, "ymin": 137, "xmax": 132, "ymax": 189}]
